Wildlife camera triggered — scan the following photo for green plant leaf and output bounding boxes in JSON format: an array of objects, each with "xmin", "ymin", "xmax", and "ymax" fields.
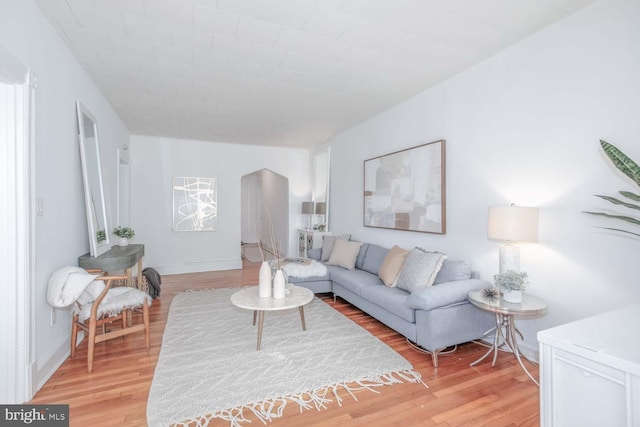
[
  {"xmin": 583, "ymin": 211, "xmax": 640, "ymax": 226},
  {"xmin": 595, "ymin": 227, "xmax": 640, "ymax": 238},
  {"xmin": 620, "ymin": 191, "xmax": 640, "ymax": 202},
  {"xmin": 600, "ymin": 140, "xmax": 640, "ymax": 188},
  {"xmin": 594, "ymin": 195, "xmax": 640, "ymax": 211}
]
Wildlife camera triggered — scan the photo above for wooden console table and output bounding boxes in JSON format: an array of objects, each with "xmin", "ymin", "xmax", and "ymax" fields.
[{"xmin": 78, "ymin": 244, "xmax": 145, "ymax": 288}]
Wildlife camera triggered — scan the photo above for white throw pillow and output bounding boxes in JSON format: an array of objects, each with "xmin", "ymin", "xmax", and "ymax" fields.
[
  {"xmin": 326, "ymin": 239, "xmax": 363, "ymax": 270},
  {"xmin": 395, "ymin": 248, "xmax": 447, "ymax": 293}
]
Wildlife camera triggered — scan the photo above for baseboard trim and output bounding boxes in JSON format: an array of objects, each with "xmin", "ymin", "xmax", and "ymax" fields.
[
  {"xmin": 477, "ymin": 334, "xmax": 539, "ymax": 364},
  {"xmin": 155, "ymin": 258, "xmax": 242, "ymax": 276},
  {"xmin": 35, "ymin": 338, "xmax": 69, "ymax": 393},
  {"xmin": 519, "ymin": 335, "xmax": 540, "ymax": 363}
]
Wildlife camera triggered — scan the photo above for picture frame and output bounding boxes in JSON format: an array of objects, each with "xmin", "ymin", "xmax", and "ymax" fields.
[
  {"xmin": 173, "ymin": 176, "xmax": 217, "ymax": 232},
  {"xmin": 363, "ymin": 140, "xmax": 446, "ymax": 234}
]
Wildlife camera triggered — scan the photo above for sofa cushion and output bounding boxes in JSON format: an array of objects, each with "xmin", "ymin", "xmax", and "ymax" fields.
[
  {"xmin": 307, "ymin": 247, "xmax": 322, "ymax": 261},
  {"xmin": 378, "ymin": 245, "xmax": 409, "ymax": 287},
  {"xmin": 360, "ymin": 244, "xmax": 389, "ymax": 276},
  {"xmin": 434, "ymin": 259, "xmax": 471, "ymax": 285},
  {"xmin": 329, "ymin": 267, "xmax": 383, "ymax": 296},
  {"xmin": 360, "ymin": 285, "xmax": 414, "ymax": 323},
  {"xmin": 326, "ymin": 240, "xmax": 363, "ymax": 270},
  {"xmin": 321, "ymin": 234, "xmax": 350, "ymax": 261},
  {"xmin": 396, "ymin": 248, "xmax": 447, "ymax": 293},
  {"xmin": 406, "ymin": 279, "xmax": 488, "ymax": 311},
  {"xmin": 355, "ymin": 243, "xmax": 369, "ymax": 270}
]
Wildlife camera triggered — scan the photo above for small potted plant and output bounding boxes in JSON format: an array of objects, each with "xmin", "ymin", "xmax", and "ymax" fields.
[
  {"xmin": 493, "ymin": 270, "xmax": 529, "ymax": 303},
  {"xmin": 113, "ymin": 226, "xmax": 135, "ymax": 247}
]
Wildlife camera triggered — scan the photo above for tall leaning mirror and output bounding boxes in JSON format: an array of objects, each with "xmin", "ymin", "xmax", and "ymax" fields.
[{"xmin": 77, "ymin": 101, "xmax": 110, "ymax": 257}]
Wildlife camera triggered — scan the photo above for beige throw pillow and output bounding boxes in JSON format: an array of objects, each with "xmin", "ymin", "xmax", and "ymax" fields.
[
  {"xmin": 378, "ymin": 245, "xmax": 409, "ymax": 287},
  {"xmin": 326, "ymin": 239, "xmax": 363, "ymax": 270},
  {"xmin": 321, "ymin": 234, "xmax": 350, "ymax": 261}
]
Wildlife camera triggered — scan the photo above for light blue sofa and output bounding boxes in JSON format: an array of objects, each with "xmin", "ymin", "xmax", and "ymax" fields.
[{"xmin": 288, "ymin": 243, "xmax": 494, "ymax": 367}]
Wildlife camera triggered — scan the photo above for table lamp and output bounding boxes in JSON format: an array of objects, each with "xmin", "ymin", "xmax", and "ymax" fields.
[
  {"xmin": 315, "ymin": 202, "xmax": 326, "ymax": 229},
  {"xmin": 301, "ymin": 201, "xmax": 314, "ymax": 230},
  {"xmin": 487, "ymin": 204, "xmax": 539, "ymax": 273}
]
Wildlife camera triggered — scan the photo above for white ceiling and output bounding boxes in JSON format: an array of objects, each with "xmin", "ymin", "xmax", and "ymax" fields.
[{"xmin": 35, "ymin": 0, "xmax": 594, "ymax": 148}]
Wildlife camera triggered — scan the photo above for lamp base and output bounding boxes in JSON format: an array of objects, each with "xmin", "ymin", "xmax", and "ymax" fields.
[{"xmin": 499, "ymin": 244, "xmax": 520, "ymax": 274}]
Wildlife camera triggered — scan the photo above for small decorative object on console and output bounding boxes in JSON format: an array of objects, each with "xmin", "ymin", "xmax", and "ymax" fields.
[
  {"xmin": 113, "ymin": 226, "xmax": 135, "ymax": 247},
  {"xmin": 493, "ymin": 270, "xmax": 528, "ymax": 303},
  {"xmin": 481, "ymin": 286, "xmax": 500, "ymax": 301}
]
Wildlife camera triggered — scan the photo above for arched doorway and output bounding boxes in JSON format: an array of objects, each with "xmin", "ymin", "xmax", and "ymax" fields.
[{"xmin": 240, "ymin": 169, "xmax": 288, "ymax": 263}]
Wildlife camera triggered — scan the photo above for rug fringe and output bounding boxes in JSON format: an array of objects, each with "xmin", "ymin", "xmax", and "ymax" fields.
[{"xmin": 173, "ymin": 369, "xmax": 424, "ymax": 427}]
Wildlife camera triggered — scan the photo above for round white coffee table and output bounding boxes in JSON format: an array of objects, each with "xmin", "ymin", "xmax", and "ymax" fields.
[{"xmin": 230, "ymin": 285, "xmax": 314, "ymax": 350}]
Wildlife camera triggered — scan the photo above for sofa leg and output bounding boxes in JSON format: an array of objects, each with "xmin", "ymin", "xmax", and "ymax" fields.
[{"xmin": 431, "ymin": 349, "xmax": 441, "ymax": 368}]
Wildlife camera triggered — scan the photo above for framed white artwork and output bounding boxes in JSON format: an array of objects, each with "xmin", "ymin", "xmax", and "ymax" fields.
[{"xmin": 173, "ymin": 176, "xmax": 217, "ymax": 231}]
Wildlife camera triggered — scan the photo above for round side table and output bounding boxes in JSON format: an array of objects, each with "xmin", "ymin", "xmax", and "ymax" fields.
[{"xmin": 468, "ymin": 290, "xmax": 547, "ymax": 385}]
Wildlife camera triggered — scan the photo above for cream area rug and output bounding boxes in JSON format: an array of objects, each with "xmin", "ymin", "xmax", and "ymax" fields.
[{"xmin": 147, "ymin": 287, "xmax": 424, "ymax": 427}]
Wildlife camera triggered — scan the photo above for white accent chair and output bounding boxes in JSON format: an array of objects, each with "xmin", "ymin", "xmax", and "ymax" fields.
[{"xmin": 70, "ymin": 273, "xmax": 151, "ymax": 372}]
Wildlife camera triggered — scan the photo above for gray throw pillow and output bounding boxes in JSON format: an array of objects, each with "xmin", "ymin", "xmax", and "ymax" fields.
[
  {"xmin": 395, "ymin": 248, "xmax": 447, "ymax": 293},
  {"xmin": 320, "ymin": 234, "xmax": 350, "ymax": 261},
  {"xmin": 433, "ymin": 260, "xmax": 471, "ymax": 285},
  {"xmin": 326, "ymin": 240, "xmax": 363, "ymax": 270}
]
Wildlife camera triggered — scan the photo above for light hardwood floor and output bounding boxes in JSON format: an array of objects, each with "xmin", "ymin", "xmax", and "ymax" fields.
[{"xmin": 31, "ymin": 261, "xmax": 540, "ymax": 426}]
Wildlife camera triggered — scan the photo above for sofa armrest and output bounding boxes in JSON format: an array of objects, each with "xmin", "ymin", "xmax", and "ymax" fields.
[
  {"xmin": 405, "ymin": 279, "xmax": 489, "ymax": 311},
  {"xmin": 307, "ymin": 248, "xmax": 322, "ymax": 260}
]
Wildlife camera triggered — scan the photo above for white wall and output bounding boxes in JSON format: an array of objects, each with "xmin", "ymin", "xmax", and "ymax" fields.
[
  {"xmin": 328, "ymin": 0, "xmax": 640, "ymax": 355},
  {"xmin": 0, "ymin": 0, "xmax": 130, "ymax": 392},
  {"xmin": 130, "ymin": 135, "xmax": 310, "ymax": 275}
]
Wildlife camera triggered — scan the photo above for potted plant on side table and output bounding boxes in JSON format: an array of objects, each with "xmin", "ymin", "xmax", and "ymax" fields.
[
  {"xmin": 113, "ymin": 226, "xmax": 135, "ymax": 247},
  {"xmin": 494, "ymin": 270, "xmax": 529, "ymax": 303}
]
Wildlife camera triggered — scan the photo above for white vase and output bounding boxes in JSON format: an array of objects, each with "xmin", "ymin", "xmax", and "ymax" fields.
[
  {"xmin": 118, "ymin": 237, "xmax": 129, "ymax": 247},
  {"xmin": 273, "ymin": 269, "xmax": 286, "ymax": 299},
  {"xmin": 258, "ymin": 261, "xmax": 272, "ymax": 298},
  {"xmin": 503, "ymin": 289, "xmax": 522, "ymax": 303}
]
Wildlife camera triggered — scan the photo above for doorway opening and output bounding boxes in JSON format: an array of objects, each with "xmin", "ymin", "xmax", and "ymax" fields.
[{"xmin": 240, "ymin": 169, "xmax": 289, "ymax": 264}]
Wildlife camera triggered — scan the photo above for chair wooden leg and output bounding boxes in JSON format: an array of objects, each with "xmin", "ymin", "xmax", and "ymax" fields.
[
  {"xmin": 122, "ymin": 310, "xmax": 128, "ymax": 330},
  {"xmin": 88, "ymin": 317, "xmax": 97, "ymax": 373},
  {"xmin": 143, "ymin": 301, "xmax": 150, "ymax": 351},
  {"xmin": 70, "ymin": 314, "xmax": 78, "ymax": 358}
]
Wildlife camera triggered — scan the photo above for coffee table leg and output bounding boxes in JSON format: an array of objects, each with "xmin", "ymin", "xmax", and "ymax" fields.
[
  {"xmin": 299, "ymin": 306, "xmax": 306, "ymax": 331},
  {"xmin": 253, "ymin": 310, "xmax": 256, "ymax": 326},
  {"xmin": 256, "ymin": 311, "xmax": 264, "ymax": 351}
]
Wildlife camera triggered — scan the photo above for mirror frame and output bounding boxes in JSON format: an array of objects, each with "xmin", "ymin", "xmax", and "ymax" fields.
[{"xmin": 76, "ymin": 100, "xmax": 110, "ymax": 257}]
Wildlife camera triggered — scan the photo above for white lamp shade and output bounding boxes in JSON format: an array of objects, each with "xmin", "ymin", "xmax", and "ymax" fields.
[
  {"xmin": 301, "ymin": 201, "xmax": 315, "ymax": 214},
  {"xmin": 488, "ymin": 205, "xmax": 539, "ymax": 243}
]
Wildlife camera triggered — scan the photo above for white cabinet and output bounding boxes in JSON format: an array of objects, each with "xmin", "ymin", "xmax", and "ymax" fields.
[
  {"xmin": 538, "ymin": 303, "xmax": 640, "ymax": 427},
  {"xmin": 297, "ymin": 230, "xmax": 331, "ymax": 258}
]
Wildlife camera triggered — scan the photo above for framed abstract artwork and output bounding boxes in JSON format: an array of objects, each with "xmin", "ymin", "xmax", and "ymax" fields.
[
  {"xmin": 173, "ymin": 176, "xmax": 217, "ymax": 231},
  {"xmin": 363, "ymin": 140, "xmax": 446, "ymax": 234}
]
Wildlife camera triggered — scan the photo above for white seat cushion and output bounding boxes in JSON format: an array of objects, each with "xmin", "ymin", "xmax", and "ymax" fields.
[{"xmin": 75, "ymin": 287, "xmax": 152, "ymax": 322}]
